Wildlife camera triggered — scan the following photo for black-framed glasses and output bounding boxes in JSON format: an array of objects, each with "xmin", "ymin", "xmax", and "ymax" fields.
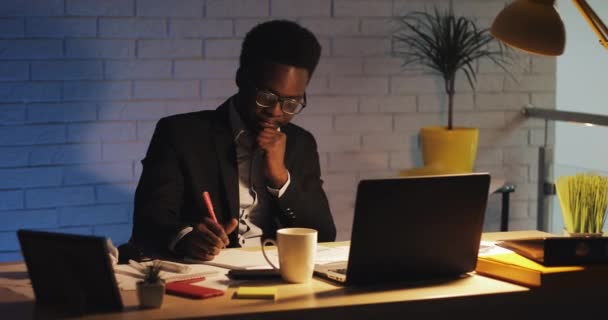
[{"xmin": 255, "ymin": 89, "xmax": 306, "ymax": 115}]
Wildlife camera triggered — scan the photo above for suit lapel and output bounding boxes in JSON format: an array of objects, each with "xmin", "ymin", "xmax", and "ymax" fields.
[
  {"xmin": 282, "ymin": 124, "xmax": 297, "ymax": 169},
  {"xmin": 211, "ymin": 101, "xmax": 239, "ymax": 221}
]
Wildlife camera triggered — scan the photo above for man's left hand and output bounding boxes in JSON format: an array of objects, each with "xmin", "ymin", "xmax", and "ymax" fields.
[{"xmin": 257, "ymin": 127, "xmax": 288, "ymax": 188}]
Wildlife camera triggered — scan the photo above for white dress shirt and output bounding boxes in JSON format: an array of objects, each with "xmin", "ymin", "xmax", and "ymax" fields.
[{"xmin": 229, "ymin": 100, "xmax": 290, "ymax": 247}]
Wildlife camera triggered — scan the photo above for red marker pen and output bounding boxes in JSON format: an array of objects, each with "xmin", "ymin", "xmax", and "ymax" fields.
[{"xmin": 202, "ymin": 191, "xmax": 218, "ymax": 223}]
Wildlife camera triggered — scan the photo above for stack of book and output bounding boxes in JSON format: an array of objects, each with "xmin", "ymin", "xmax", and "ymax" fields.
[{"xmin": 475, "ymin": 241, "xmax": 608, "ymax": 289}]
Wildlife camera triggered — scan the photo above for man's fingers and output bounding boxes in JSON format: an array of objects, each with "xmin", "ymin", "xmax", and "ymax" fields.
[
  {"xmin": 224, "ymin": 218, "xmax": 238, "ymax": 235},
  {"xmin": 197, "ymin": 232, "xmax": 223, "ymax": 255},
  {"xmin": 257, "ymin": 130, "xmax": 282, "ymax": 140},
  {"xmin": 195, "ymin": 223, "xmax": 224, "ymax": 248},
  {"xmin": 188, "ymin": 250, "xmax": 216, "ymax": 261},
  {"xmin": 203, "ymin": 218, "xmax": 229, "ymax": 246},
  {"xmin": 186, "ymin": 239, "xmax": 217, "ymax": 261},
  {"xmin": 258, "ymin": 128, "xmax": 281, "ymax": 137},
  {"xmin": 199, "ymin": 242, "xmax": 221, "ymax": 256},
  {"xmin": 257, "ymin": 131, "xmax": 282, "ymax": 142},
  {"xmin": 189, "ymin": 232, "xmax": 221, "ymax": 254}
]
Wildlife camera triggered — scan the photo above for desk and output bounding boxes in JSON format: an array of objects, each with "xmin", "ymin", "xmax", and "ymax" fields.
[{"xmin": 0, "ymin": 231, "xmax": 604, "ymax": 319}]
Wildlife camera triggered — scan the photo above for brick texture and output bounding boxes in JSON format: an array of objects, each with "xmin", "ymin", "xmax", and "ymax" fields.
[
  {"xmin": 137, "ymin": 0, "xmax": 203, "ymax": 17},
  {"xmin": 66, "ymin": 0, "xmax": 134, "ymax": 16},
  {"xmin": 0, "ymin": 0, "xmax": 553, "ymax": 260}
]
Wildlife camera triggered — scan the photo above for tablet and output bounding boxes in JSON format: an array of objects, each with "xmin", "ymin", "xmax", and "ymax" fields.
[{"xmin": 17, "ymin": 229, "xmax": 123, "ymax": 315}]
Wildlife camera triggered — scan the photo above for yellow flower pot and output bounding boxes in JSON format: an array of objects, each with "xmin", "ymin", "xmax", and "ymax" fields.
[{"xmin": 401, "ymin": 126, "xmax": 479, "ymax": 176}]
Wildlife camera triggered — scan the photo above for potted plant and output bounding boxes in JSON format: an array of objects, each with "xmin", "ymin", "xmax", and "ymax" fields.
[
  {"xmin": 556, "ymin": 173, "xmax": 608, "ymax": 236},
  {"xmin": 392, "ymin": 6, "xmax": 513, "ymax": 175},
  {"xmin": 136, "ymin": 261, "xmax": 165, "ymax": 308}
]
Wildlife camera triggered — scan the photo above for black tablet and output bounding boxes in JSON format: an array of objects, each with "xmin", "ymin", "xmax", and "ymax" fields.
[{"xmin": 17, "ymin": 229, "xmax": 123, "ymax": 315}]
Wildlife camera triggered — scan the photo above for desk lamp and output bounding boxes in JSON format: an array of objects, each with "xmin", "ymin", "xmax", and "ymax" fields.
[{"xmin": 491, "ymin": 0, "xmax": 608, "ymax": 56}]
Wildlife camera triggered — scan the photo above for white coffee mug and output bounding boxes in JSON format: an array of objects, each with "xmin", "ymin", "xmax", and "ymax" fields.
[{"xmin": 261, "ymin": 228, "xmax": 317, "ymax": 283}]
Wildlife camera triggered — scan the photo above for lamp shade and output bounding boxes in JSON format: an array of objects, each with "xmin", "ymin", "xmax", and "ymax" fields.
[{"xmin": 491, "ymin": 0, "xmax": 566, "ymax": 56}]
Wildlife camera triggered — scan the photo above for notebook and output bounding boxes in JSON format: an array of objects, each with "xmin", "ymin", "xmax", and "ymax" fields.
[
  {"xmin": 314, "ymin": 173, "xmax": 491, "ymax": 285},
  {"xmin": 185, "ymin": 248, "xmax": 279, "ymax": 270},
  {"xmin": 17, "ymin": 229, "xmax": 123, "ymax": 315}
]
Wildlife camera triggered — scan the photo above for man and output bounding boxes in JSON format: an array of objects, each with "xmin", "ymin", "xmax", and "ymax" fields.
[{"xmin": 129, "ymin": 20, "xmax": 336, "ymax": 261}]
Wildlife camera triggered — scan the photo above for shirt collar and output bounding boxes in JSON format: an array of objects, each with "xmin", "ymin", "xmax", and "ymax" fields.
[{"xmin": 228, "ymin": 96, "xmax": 248, "ymax": 144}]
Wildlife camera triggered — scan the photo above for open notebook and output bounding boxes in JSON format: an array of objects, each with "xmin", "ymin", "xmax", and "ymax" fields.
[{"xmin": 185, "ymin": 246, "xmax": 350, "ymax": 270}]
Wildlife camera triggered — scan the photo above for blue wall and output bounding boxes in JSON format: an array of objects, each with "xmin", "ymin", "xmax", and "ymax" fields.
[{"xmin": 0, "ymin": 0, "xmax": 232, "ymax": 261}]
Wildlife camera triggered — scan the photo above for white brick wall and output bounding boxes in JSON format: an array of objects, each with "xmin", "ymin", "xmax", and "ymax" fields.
[
  {"xmin": 0, "ymin": 40, "xmax": 63, "ymax": 59},
  {"xmin": 25, "ymin": 17, "xmax": 97, "ymax": 38},
  {"xmin": 104, "ymin": 60, "xmax": 172, "ymax": 80},
  {"xmin": 137, "ymin": 0, "xmax": 204, "ymax": 18},
  {"xmin": 138, "ymin": 39, "xmax": 202, "ymax": 58},
  {"xmin": 100, "ymin": 18, "xmax": 167, "ymax": 38},
  {"xmin": 206, "ymin": 0, "xmax": 269, "ymax": 18},
  {"xmin": 169, "ymin": 20, "xmax": 233, "ymax": 38},
  {"xmin": 66, "ymin": 0, "xmax": 135, "ymax": 16},
  {"xmin": 0, "ymin": 0, "xmax": 554, "ymax": 259},
  {"xmin": 31, "ymin": 61, "xmax": 103, "ymax": 80},
  {"xmin": 334, "ymin": 0, "xmax": 392, "ymax": 17},
  {"xmin": 272, "ymin": 0, "xmax": 331, "ymax": 17},
  {"xmin": 0, "ymin": 18, "xmax": 25, "ymax": 38},
  {"xmin": 0, "ymin": 62, "xmax": 29, "ymax": 81}
]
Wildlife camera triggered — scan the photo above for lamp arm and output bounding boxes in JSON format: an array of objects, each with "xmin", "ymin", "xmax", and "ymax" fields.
[{"xmin": 572, "ymin": 0, "xmax": 608, "ymax": 50}]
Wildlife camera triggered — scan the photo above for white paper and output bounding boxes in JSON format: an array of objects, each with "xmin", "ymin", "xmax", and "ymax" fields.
[
  {"xmin": 314, "ymin": 245, "xmax": 350, "ymax": 264},
  {"xmin": 114, "ymin": 262, "xmax": 225, "ymax": 291},
  {"xmin": 187, "ymin": 248, "xmax": 279, "ymax": 270},
  {"xmin": 478, "ymin": 240, "xmax": 514, "ymax": 257},
  {"xmin": 261, "ymin": 245, "xmax": 350, "ymax": 266},
  {"xmin": 190, "ymin": 246, "xmax": 351, "ymax": 270}
]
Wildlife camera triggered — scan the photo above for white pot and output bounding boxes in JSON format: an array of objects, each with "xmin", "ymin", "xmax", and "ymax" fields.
[{"xmin": 136, "ymin": 281, "xmax": 165, "ymax": 309}]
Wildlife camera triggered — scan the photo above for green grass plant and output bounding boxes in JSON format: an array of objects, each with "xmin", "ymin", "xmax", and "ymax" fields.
[{"xmin": 556, "ymin": 173, "xmax": 608, "ymax": 234}]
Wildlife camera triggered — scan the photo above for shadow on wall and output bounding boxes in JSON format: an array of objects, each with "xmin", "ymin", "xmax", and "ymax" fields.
[{"xmin": 1, "ymin": 24, "xmax": 139, "ymax": 262}]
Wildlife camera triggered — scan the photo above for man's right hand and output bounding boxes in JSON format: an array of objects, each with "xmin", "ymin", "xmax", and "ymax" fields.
[{"xmin": 175, "ymin": 217, "xmax": 238, "ymax": 261}]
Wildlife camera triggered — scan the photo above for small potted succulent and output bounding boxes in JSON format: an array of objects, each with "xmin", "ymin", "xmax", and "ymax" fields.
[{"xmin": 136, "ymin": 261, "xmax": 165, "ymax": 308}]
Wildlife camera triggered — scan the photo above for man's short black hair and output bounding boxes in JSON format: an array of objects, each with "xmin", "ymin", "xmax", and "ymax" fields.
[{"xmin": 236, "ymin": 20, "xmax": 322, "ymax": 88}]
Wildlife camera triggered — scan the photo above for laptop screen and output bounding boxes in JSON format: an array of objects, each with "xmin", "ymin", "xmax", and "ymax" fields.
[{"xmin": 345, "ymin": 173, "xmax": 490, "ymax": 285}]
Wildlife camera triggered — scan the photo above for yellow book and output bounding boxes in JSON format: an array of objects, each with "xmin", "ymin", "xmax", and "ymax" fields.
[{"xmin": 476, "ymin": 252, "xmax": 608, "ymax": 288}]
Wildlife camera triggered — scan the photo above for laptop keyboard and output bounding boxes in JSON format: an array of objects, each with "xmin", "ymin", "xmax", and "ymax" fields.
[{"xmin": 329, "ymin": 268, "xmax": 347, "ymax": 275}]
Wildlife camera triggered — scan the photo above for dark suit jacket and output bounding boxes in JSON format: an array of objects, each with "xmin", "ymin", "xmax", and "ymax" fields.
[{"xmin": 130, "ymin": 99, "xmax": 336, "ymax": 257}]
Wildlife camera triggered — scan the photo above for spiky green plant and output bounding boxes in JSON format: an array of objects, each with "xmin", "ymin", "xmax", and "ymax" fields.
[
  {"xmin": 142, "ymin": 261, "xmax": 163, "ymax": 284},
  {"xmin": 557, "ymin": 173, "xmax": 608, "ymax": 234},
  {"xmin": 392, "ymin": 6, "xmax": 513, "ymax": 130}
]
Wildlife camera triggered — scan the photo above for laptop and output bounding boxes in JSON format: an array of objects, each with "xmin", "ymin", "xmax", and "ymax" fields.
[
  {"xmin": 17, "ymin": 229, "xmax": 123, "ymax": 315},
  {"xmin": 314, "ymin": 173, "xmax": 491, "ymax": 286}
]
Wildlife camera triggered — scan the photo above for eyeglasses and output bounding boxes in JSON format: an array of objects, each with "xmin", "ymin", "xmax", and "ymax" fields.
[{"xmin": 255, "ymin": 89, "xmax": 306, "ymax": 115}]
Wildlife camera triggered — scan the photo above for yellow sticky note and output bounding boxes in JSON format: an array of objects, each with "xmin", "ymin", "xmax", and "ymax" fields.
[{"xmin": 235, "ymin": 286, "xmax": 277, "ymax": 300}]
